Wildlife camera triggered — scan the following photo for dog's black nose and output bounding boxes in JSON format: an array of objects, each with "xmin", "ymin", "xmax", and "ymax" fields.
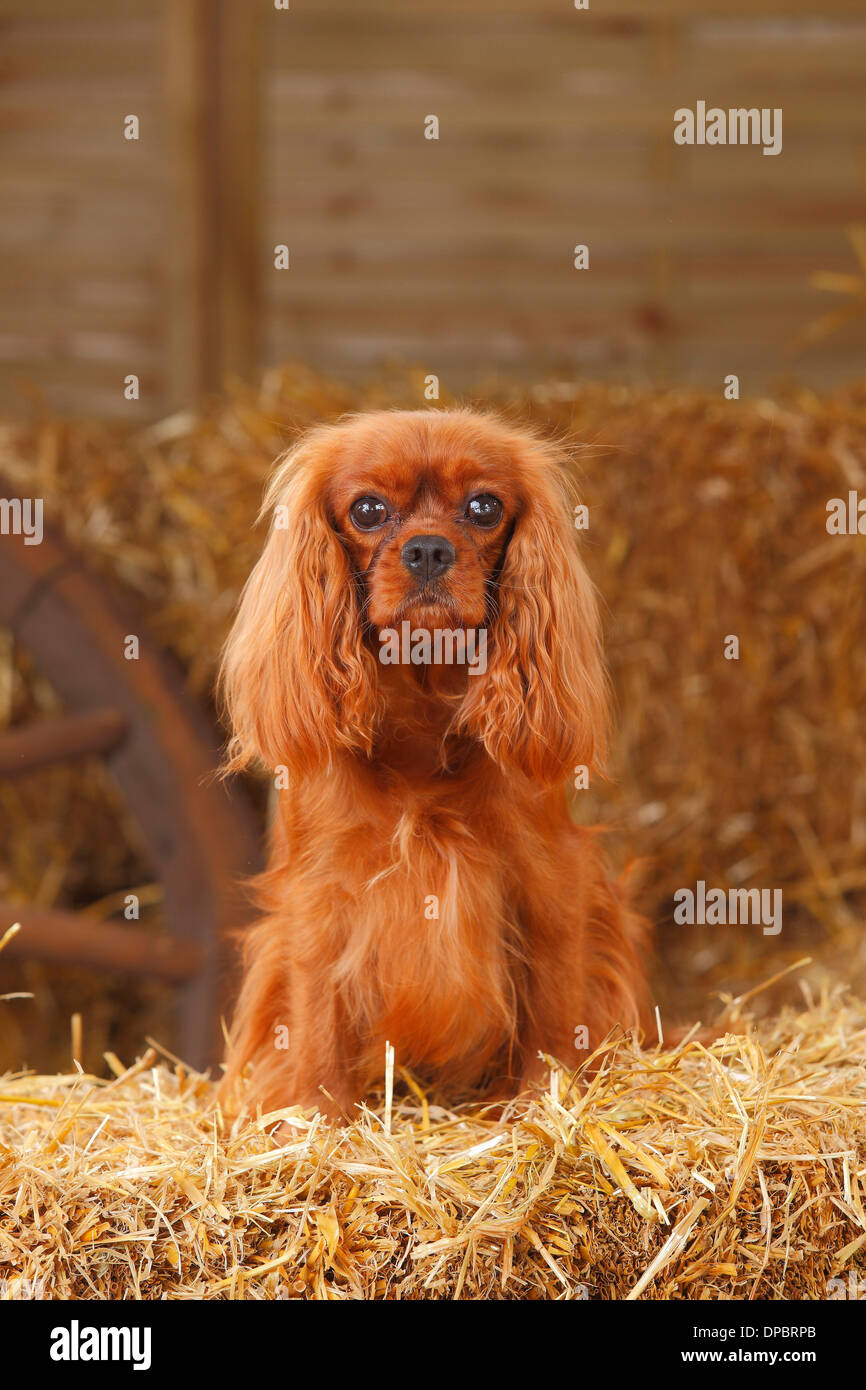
[{"xmin": 400, "ymin": 534, "xmax": 456, "ymax": 583}]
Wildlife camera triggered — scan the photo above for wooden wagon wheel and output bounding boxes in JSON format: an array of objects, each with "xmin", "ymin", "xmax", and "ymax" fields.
[{"xmin": 0, "ymin": 507, "xmax": 262, "ymax": 1071}]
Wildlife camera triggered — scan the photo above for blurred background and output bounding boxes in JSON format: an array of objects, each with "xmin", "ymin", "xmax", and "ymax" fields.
[
  {"xmin": 2, "ymin": 0, "xmax": 866, "ymax": 414},
  {"xmin": 1, "ymin": 0, "xmax": 865, "ymax": 1078}
]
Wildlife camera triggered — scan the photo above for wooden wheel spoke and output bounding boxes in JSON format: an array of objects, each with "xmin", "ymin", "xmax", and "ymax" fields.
[
  {"xmin": 0, "ymin": 708, "xmax": 128, "ymax": 779},
  {"xmin": 0, "ymin": 905, "xmax": 203, "ymax": 984}
]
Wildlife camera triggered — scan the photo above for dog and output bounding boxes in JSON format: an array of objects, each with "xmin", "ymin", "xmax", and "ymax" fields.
[{"xmin": 218, "ymin": 408, "xmax": 647, "ymax": 1117}]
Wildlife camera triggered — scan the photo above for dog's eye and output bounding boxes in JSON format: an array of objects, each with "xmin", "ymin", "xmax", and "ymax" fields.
[
  {"xmin": 466, "ymin": 494, "xmax": 503, "ymax": 528},
  {"xmin": 349, "ymin": 496, "xmax": 390, "ymax": 530}
]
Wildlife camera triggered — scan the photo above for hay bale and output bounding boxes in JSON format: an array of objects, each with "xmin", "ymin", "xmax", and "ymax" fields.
[{"xmin": 2, "ymin": 981, "xmax": 864, "ymax": 1300}]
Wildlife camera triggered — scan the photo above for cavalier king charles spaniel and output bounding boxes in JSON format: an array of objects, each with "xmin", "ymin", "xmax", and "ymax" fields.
[{"xmin": 219, "ymin": 409, "xmax": 647, "ymax": 1117}]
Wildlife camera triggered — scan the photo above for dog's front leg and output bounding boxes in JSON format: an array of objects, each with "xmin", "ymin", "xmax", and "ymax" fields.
[
  {"xmin": 222, "ymin": 916, "xmax": 357, "ymax": 1120},
  {"xmin": 282, "ymin": 963, "xmax": 357, "ymax": 1120}
]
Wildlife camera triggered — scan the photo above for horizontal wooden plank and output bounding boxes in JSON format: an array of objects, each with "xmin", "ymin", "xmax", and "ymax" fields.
[
  {"xmin": 261, "ymin": 16, "xmax": 866, "ymax": 75},
  {"xmin": 260, "ymin": 102, "xmax": 866, "ymax": 138},
  {"xmin": 0, "ymin": 20, "xmax": 159, "ymax": 78},
  {"xmin": 0, "ymin": 208, "xmax": 165, "ymax": 257},
  {"xmin": 278, "ymin": 0, "xmax": 866, "ymax": 16},
  {"xmin": 0, "ymin": 265, "xmax": 159, "ymax": 299},
  {"xmin": 0, "ymin": 205, "xmax": 164, "ymax": 256},
  {"xmin": 260, "ymin": 25, "xmax": 657, "ymax": 72},
  {"xmin": 257, "ymin": 137, "xmax": 862, "ymax": 196},
  {"xmin": 0, "ymin": 164, "xmax": 166, "ymax": 197},
  {"xmin": 258, "ymin": 212, "xmax": 860, "ymax": 255},
  {"xmin": 0, "ymin": 93, "xmax": 161, "ymax": 133},
  {"xmin": 0, "ymin": 262, "xmax": 849, "ymax": 317},
  {"xmin": 0, "ymin": 314, "xmax": 160, "ymax": 353},
  {"xmin": 3, "ymin": 0, "xmax": 865, "ymax": 24},
  {"xmin": 261, "ymin": 48, "xmax": 866, "ymax": 95},
  {"xmin": 0, "ymin": 0, "xmax": 152, "ymax": 16},
  {"xmin": 261, "ymin": 287, "xmax": 840, "ymax": 329},
  {"xmin": 0, "ymin": 363, "xmax": 164, "ymax": 417},
  {"xmin": 258, "ymin": 308, "xmax": 832, "ymax": 351},
  {"xmin": 261, "ymin": 173, "xmax": 862, "ymax": 214},
  {"xmin": 0, "ymin": 327, "xmax": 161, "ymax": 362}
]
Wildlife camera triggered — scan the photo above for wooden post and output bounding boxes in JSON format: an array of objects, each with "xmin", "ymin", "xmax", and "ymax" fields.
[
  {"xmin": 162, "ymin": 0, "xmax": 260, "ymax": 410},
  {"xmin": 162, "ymin": 0, "xmax": 215, "ymax": 408},
  {"xmin": 214, "ymin": 0, "xmax": 261, "ymax": 385},
  {"xmin": 648, "ymin": 17, "xmax": 681, "ymax": 385}
]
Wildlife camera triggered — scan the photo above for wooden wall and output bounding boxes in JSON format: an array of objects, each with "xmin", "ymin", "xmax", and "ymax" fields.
[{"xmin": 1, "ymin": 0, "xmax": 865, "ymax": 418}]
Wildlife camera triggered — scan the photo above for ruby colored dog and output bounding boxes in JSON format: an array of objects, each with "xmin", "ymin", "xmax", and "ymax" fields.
[{"xmin": 219, "ymin": 409, "xmax": 647, "ymax": 1116}]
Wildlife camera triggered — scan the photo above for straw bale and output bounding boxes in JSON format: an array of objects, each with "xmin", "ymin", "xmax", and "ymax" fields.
[{"xmin": 1, "ymin": 979, "xmax": 864, "ymax": 1300}]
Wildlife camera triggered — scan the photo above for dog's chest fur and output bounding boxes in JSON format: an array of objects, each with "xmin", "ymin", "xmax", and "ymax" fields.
[{"xmin": 287, "ymin": 765, "xmax": 538, "ymax": 1082}]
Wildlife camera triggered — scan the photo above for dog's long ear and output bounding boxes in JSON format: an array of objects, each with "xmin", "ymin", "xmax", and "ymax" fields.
[
  {"xmin": 219, "ymin": 430, "xmax": 381, "ymax": 777},
  {"xmin": 455, "ymin": 437, "xmax": 609, "ymax": 786}
]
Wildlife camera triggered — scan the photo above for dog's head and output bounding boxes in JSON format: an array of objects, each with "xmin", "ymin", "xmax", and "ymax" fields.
[{"xmin": 220, "ymin": 409, "xmax": 608, "ymax": 784}]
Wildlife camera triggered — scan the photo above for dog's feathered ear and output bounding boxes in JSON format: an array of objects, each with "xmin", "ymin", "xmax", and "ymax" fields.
[
  {"xmin": 219, "ymin": 431, "xmax": 381, "ymax": 778},
  {"xmin": 455, "ymin": 439, "xmax": 609, "ymax": 786}
]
